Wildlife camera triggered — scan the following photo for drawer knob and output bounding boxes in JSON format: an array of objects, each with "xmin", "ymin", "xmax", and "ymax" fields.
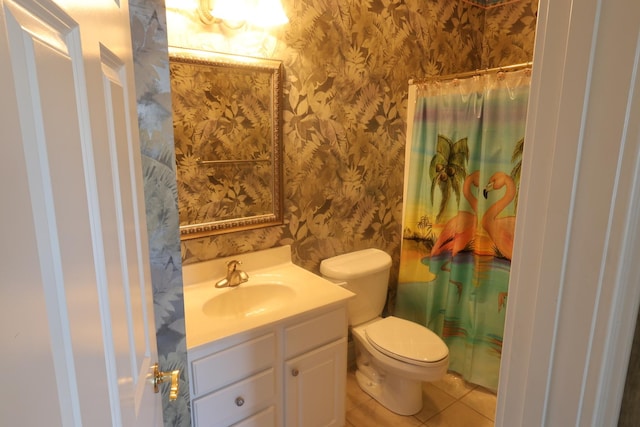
[
  {"xmin": 291, "ymin": 368, "xmax": 299, "ymax": 377},
  {"xmin": 235, "ymin": 396, "xmax": 245, "ymax": 407}
]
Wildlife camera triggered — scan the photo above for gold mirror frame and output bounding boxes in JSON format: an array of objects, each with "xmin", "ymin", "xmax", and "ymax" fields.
[{"xmin": 169, "ymin": 47, "xmax": 283, "ymax": 240}]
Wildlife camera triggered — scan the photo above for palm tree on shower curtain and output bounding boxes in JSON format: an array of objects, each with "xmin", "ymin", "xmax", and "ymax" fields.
[
  {"xmin": 429, "ymin": 134, "xmax": 469, "ymax": 221},
  {"xmin": 510, "ymin": 137, "xmax": 525, "ymax": 210}
]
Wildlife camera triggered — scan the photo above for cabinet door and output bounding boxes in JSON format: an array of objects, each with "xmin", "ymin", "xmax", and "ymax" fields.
[{"xmin": 285, "ymin": 338, "xmax": 347, "ymax": 427}]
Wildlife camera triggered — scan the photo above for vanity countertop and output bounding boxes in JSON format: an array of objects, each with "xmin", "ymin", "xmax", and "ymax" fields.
[{"xmin": 182, "ymin": 245, "xmax": 354, "ymax": 349}]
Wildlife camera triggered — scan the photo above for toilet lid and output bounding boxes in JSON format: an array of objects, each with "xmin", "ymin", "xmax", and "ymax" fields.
[{"xmin": 365, "ymin": 316, "xmax": 448, "ymax": 365}]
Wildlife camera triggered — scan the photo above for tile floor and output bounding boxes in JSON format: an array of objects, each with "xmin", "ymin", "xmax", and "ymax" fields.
[{"xmin": 345, "ymin": 369, "xmax": 497, "ymax": 427}]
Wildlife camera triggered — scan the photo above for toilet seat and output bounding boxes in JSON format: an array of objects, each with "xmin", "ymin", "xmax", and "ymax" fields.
[{"xmin": 365, "ymin": 316, "xmax": 448, "ymax": 366}]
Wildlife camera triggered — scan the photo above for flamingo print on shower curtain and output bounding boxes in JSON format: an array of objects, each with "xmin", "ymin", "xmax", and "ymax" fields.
[
  {"xmin": 483, "ymin": 172, "xmax": 517, "ymax": 260},
  {"xmin": 430, "ymin": 171, "xmax": 481, "ymax": 257},
  {"xmin": 396, "ymin": 69, "xmax": 531, "ymax": 392}
]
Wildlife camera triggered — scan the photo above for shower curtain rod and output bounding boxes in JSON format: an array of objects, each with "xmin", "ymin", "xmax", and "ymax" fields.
[{"xmin": 409, "ymin": 61, "xmax": 533, "ymax": 85}]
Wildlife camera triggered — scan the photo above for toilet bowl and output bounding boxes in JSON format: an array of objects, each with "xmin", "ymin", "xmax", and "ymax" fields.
[
  {"xmin": 351, "ymin": 316, "xmax": 449, "ymax": 415},
  {"xmin": 320, "ymin": 249, "xmax": 449, "ymax": 415}
]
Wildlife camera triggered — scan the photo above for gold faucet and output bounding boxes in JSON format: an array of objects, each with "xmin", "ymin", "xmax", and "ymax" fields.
[{"xmin": 215, "ymin": 260, "xmax": 249, "ymax": 288}]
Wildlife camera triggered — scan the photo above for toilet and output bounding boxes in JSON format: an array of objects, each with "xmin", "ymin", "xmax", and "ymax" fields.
[{"xmin": 320, "ymin": 248, "xmax": 449, "ymax": 416}]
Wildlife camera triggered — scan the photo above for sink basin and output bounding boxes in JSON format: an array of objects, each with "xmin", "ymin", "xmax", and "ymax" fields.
[
  {"xmin": 202, "ymin": 283, "xmax": 296, "ymax": 319},
  {"xmin": 183, "ymin": 245, "xmax": 355, "ymax": 348}
]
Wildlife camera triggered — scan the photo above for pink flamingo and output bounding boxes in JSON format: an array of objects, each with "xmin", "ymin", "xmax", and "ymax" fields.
[
  {"xmin": 431, "ymin": 171, "xmax": 480, "ymax": 257},
  {"xmin": 482, "ymin": 172, "xmax": 517, "ymax": 260}
]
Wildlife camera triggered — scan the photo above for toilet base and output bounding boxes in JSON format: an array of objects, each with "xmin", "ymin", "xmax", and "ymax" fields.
[
  {"xmin": 350, "ymin": 319, "xmax": 449, "ymax": 416},
  {"xmin": 354, "ymin": 366, "xmax": 423, "ymax": 415}
]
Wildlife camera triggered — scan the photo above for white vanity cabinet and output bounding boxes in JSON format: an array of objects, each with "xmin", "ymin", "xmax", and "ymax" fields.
[{"xmin": 187, "ymin": 304, "xmax": 349, "ymax": 427}]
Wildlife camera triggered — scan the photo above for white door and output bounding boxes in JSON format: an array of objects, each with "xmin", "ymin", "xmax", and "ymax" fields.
[{"xmin": 0, "ymin": 0, "xmax": 162, "ymax": 425}]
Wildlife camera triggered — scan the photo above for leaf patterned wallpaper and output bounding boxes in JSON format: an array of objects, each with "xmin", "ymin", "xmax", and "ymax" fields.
[
  {"xmin": 464, "ymin": 0, "xmax": 524, "ymax": 8},
  {"xmin": 129, "ymin": 1, "xmax": 190, "ymax": 425},
  {"xmin": 172, "ymin": 0, "xmax": 538, "ymax": 294}
]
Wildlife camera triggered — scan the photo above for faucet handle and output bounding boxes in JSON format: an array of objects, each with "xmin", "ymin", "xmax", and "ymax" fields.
[
  {"xmin": 227, "ymin": 259, "xmax": 242, "ymax": 270},
  {"xmin": 226, "ymin": 260, "xmax": 241, "ymax": 272}
]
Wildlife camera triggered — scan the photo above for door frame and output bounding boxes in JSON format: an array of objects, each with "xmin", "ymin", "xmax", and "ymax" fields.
[{"xmin": 497, "ymin": 0, "xmax": 640, "ymax": 425}]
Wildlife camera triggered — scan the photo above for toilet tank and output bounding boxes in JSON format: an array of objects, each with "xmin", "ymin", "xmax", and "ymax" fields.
[{"xmin": 320, "ymin": 249, "xmax": 392, "ymax": 326}]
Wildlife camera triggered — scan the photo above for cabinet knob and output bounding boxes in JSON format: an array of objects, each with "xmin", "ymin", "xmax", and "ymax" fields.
[
  {"xmin": 291, "ymin": 368, "xmax": 299, "ymax": 377},
  {"xmin": 235, "ymin": 396, "xmax": 245, "ymax": 407}
]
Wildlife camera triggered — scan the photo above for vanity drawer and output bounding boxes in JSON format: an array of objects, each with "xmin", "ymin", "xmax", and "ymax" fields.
[
  {"xmin": 284, "ymin": 307, "xmax": 347, "ymax": 358},
  {"xmin": 192, "ymin": 368, "xmax": 276, "ymax": 427},
  {"xmin": 232, "ymin": 406, "xmax": 276, "ymax": 427},
  {"xmin": 191, "ymin": 332, "xmax": 276, "ymax": 396}
]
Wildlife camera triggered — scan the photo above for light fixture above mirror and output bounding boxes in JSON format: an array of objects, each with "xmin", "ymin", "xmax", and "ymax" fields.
[{"xmin": 198, "ymin": 0, "xmax": 289, "ymax": 28}]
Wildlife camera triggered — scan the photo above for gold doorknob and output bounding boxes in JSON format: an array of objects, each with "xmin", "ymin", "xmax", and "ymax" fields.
[{"xmin": 152, "ymin": 363, "xmax": 179, "ymax": 401}]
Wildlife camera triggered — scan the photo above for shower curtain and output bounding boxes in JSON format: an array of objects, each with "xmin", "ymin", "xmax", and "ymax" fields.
[{"xmin": 396, "ymin": 69, "xmax": 531, "ymax": 392}]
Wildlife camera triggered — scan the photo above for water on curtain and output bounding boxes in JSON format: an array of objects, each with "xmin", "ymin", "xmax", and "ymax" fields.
[{"xmin": 396, "ymin": 69, "xmax": 531, "ymax": 391}]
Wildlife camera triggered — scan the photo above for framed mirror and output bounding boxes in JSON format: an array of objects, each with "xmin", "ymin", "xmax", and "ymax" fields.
[{"xmin": 169, "ymin": 47, "xmax": 283, "ymax": 240}]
